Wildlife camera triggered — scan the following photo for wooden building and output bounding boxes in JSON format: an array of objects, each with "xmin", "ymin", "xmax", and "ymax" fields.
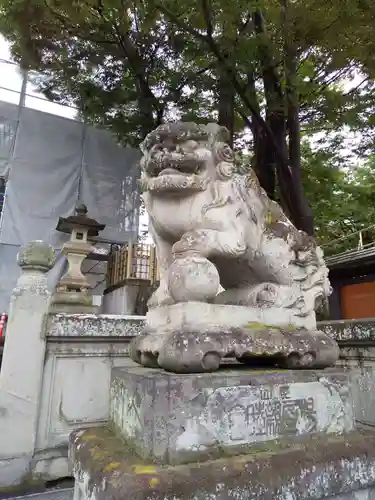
[{"xmin": 327, "ymin": 246, "xmax": 375, "ymax": 320}]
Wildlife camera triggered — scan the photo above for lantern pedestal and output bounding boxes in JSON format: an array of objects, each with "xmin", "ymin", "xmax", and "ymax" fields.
[{"xmin": 49, "ymin": 290, "xmax": 97, "ymax": 314}]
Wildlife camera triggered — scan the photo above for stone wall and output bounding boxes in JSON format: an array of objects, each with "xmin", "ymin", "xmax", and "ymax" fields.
[
  {"xmin": 319, "ymin": 318, "xmax": 375, "ymax": 430},
  {"xmin": 0, "ymin": 270, "xmax": 144, "ymax": 491},
  {"xmin": 101, "ymin": 284, "xmax": 140, "ymax": 315},
  {"xmin": 33, "ymin": 313, "xmax": 145, "ymax": 481}
]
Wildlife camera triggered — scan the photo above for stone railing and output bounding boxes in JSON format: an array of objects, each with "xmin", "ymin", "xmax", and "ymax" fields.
[
  {"xmin": 318, "ymin": 318, "xmax": 375, "ymax": 342},
  {"xmin": 318, "ymin": 318, "xmax": 375, "ymax": 369},
  {"xmin": 0, "ymin": 240, "xmax": 146, "ymax": 491},
  {"xmin": 319, "ymin": 318, "xmax": 375, "ymax": 432},
  {"xmin": 45, "ymin": 312, "xmax": 144, "ymax": 338}
]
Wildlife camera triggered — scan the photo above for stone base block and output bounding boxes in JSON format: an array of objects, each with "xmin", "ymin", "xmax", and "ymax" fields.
[
  {"xmin": 109, "ymin": 364, "xmax": 353, "ymax": 464},
  {"xmin": 70, "ymin": 427, "xmax": 375, "ymax": 500},
  {"xmin": 147, "ymin": 302, "xmax": 317, "ymax": 334},
  {"xmin": 0, "ymin": 456, "xmax": 31, "ymax": 489}
]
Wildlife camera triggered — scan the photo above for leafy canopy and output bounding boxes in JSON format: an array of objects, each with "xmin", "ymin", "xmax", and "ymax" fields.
[{"xmin": 1, "ymin": 0, "xmax": 375, "ymax": 242}]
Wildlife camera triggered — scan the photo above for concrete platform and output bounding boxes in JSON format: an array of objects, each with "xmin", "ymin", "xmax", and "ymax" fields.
[{"xmin": 70, "ymin": 426, "xmax": 375, "ymax": 500}]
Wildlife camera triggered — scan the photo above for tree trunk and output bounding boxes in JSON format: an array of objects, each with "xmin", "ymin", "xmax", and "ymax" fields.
[
  {"xmin": 137, "ymin": 87, "xmax": 162, "ymax": 139},
  {"xmin": 217, "ymin": 60, "xmax": 235, "ymax": 146},
  {"xmin": 118, "ymin": 32, "xmax": 164, "ymax": 138},
  {"xmin": 253, "ymin": 9, "xmax": 288, "ymax": 207},
  {"xmin": 253, "ymin": 7, "xmax": 314, "ymax": 235},
  {"xmin": 246, "ymin": 70, "xmax": 276, "ymax": 199},
  {"xmin": 282, "ymin": 0, "xmax": 315, "ymax": 234}
]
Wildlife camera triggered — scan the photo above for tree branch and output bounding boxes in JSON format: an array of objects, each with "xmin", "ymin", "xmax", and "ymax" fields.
[
  {"xmin": 155, "ymin": 3, "xmax": 290, "ymax": 171},
  {"xmin": 201, "ymin": 0, "xmax": 213, "ymax": 37}
]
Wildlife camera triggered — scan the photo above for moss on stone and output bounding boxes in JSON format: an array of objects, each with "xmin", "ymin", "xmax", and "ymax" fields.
[
  {"xmin": 71, "ymin": 426, "xmax": 354, "ymax": 475},
  {"xmin": 0, "ymin": 474, "xmax": 45, "ymax": 495},
  {"xmin": 244, "ymin": 322, "xmax": 278, "ymax": 330},
  {"xmin": 70, "ymin": 426, "xmax": 375, "ymax": 500},
  {"xmin": 285, "ymin": 324, "xmax": 298, "ymax": 331},
  {"xmin": 243, "ymin": 322, "xmax": 299, "ymax": 332}
]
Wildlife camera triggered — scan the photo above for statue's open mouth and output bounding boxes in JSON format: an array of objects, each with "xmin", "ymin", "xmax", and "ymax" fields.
[{"xmin": 146, "ymin": 153, "xmax": 205, "ymax": 178}]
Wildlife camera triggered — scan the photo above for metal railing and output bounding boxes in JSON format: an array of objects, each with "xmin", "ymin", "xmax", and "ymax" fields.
[{"xmin": 322, "ymin": 224, "xmax": 375, "ymax": 264}]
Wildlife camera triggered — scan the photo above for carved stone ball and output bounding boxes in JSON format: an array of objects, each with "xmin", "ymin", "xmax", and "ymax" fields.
[
  {"xmin": 168, "ymin": 255, "xmax": 220, "ymax": 303},
  {"xmin": 17, "ymin": 240, "xmax": 56, "ymax": 272}
]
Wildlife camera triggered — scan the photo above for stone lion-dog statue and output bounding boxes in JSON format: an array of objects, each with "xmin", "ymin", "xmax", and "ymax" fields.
[{"xmin": 130, "ymin": 122, "xmax": 338, "ymax": 373}]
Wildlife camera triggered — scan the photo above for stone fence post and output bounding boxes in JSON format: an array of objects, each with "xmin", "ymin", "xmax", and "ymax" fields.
[{"xmin": 0, "ymin": 241, "xmax": 56, "ymax": 487}]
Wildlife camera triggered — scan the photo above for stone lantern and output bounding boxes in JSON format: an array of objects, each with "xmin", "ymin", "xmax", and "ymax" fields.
[{"xmin": 49, "ymin": 203, "xmax": 106, "ymax": 313}]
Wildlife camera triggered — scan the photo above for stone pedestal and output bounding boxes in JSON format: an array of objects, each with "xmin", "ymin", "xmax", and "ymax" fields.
[
  {"xmin": 71, "ymin": 426, "xmax": 375, "ymax": 500},
  {"xmin": 49, "ymin": 237, "xmax": 98, "ymax": 314},
  {"xmin": 130, "ymin": 302, "xmax": 340, "ymax": 372},
  {"xmin": 147, "ymin": 301, "xmax": 317, "ymax": 331},
  {"xmin": 69, "ymin": 363, "xmax": 375, "ymax": 500},
  {"xmin": 110, "ymin": 365, "xmax": 353, "ymax": 465}
]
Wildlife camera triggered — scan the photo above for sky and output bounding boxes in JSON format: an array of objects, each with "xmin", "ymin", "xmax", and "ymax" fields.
[{"xmin": 0, "ymin": 35, "xmax": 76, "ymax": 120}]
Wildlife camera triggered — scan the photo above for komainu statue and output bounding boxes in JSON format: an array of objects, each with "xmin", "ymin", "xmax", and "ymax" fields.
[{"xmin": 130, "ymin": 122, "xmax": 339, "ymax": 373}]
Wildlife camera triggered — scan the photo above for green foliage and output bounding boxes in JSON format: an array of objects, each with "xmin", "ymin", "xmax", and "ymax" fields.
[
  {"xmin": 235, "ymin": 141, "xmax": 375, "ymax": 254},
  {"xmin": 1, "ymin": 0, "xmax": 375, "ymax": 241},
  {"xmin": 301, "ymin": 144, "xmax": 349, "ymax": 248},
  {"xmin": 302, "ymin": 145, "xmax": 375, "ymax": 255},
  {"xmin": 2, "ymin": 0, "xmax": 375, "ymax": 146},
  {"xmin": 0, "ymin": 0, "xmax": 228, "ymax": 144}
]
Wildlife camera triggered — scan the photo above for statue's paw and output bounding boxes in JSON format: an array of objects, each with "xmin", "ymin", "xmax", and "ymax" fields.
[
  {"xmin": 172, "ymin": 239, "xmax": 186, "ymax": 256},
  {"xmin": 147, "ymin": 291, "xmax": 174, "ymax": 309},
  {"xmin": 172, "ymin": 230, "xmax": 209, "ymax": 257},
  {"xmin": 172, "ymin": 238, "xmax": 195, "ymax": 256},
  {"xmin": 247, "ymin": 283, "xmax": 304, "ymax": 310}
]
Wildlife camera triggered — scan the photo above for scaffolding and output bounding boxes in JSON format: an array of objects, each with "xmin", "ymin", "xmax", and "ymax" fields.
[{"xmin": 0, "ymin": 57, "xmax": 142, "ymax": 311}]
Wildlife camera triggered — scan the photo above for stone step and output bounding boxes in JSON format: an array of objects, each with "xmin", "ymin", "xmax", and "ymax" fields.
[
  {"xmin": 70, "ymin": 426, "xmax": 375, "ymax": 500},
  {"xmin": 4, "ymin": 489, "xmax": 73, "ymax": 500},
  {"xmin": 109, "ymin": 363, "xmax": 355, "ymax": 465}
]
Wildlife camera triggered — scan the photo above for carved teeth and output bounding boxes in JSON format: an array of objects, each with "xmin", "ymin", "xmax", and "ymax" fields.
[
  {"xmin": 158, "ymin": 168, "xmax": 185, "ymax": 176},
  {"xmin": 147, "ymin": 153, "xmax": 204, "ymax": 177}
]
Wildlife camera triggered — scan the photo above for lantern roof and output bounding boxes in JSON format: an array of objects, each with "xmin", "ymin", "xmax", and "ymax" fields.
[{"xmin": 56, "ymin": 203, "xmax": 106, "ymax": 237}]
